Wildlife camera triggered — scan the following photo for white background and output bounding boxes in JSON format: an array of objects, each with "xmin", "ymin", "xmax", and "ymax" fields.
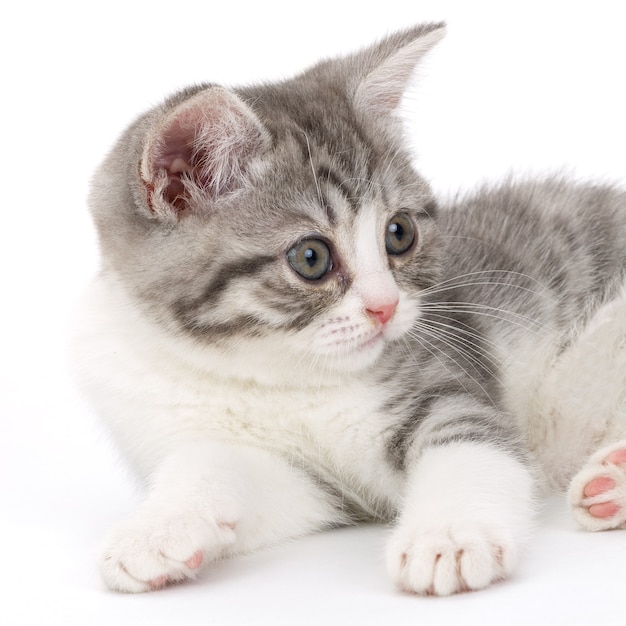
[{"xmin": 1, "ymin": 1, "xmax": 625, "ymax": 624}]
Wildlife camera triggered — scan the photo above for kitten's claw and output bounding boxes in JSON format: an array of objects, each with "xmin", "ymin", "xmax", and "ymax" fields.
[
  {"xmin": 99, "ymin": 513, "xmax": 236, "ymax": 592},
  {"xmin": 387, "ymin": 523, "xmax": 516, "ymax": 596},
  {"xmin": 569, "ymin": 441, "xmax": 626, "ymax": 531}
]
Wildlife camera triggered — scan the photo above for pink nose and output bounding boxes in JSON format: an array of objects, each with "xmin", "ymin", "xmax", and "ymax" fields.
[{"xmin": 367, "ymin": 300, "xmax": 398, "ymax": 325}]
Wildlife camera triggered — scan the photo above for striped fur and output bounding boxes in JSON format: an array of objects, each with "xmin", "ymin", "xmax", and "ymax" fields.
[{"xmin": 76, "ymin": 24, "xmax": 626, "ymax": 595}]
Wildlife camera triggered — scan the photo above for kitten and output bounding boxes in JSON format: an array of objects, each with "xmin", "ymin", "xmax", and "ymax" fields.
[{"xmin": 74, "ymin": 23, "xmax": 626, "ymax": 596}]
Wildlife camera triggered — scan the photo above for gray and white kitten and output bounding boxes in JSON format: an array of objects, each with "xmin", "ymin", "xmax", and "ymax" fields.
[{"xmin": 74, "ymin": 23, "xmax": 626, "ymax": 595}]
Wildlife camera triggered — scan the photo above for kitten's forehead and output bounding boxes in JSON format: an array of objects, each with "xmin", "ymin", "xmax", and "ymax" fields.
[{"xmin": 263, "ymin": 165, "xmax": 383, "ymax": 253}]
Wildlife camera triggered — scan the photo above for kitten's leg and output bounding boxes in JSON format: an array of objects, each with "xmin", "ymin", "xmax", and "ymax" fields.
[
  {"xmin": 568, "ymin": 440, "xmax": 626, "ymax": 531},
  {"xmin": 100, "ymin": 440, "xmax": 341, "ymax": 592},
  {"xmin": 387, "ymin": 442, "xmax": 535, "ymax": 596}
]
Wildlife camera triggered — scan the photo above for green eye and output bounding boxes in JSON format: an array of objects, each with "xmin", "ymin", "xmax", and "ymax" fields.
[
  {"xmin": 385, "ymin": 212, "xmax": 416, "ymax": 255},
  {"xmin": 287, "ymin": 239, "xmax": 332, "ymax": 280}
]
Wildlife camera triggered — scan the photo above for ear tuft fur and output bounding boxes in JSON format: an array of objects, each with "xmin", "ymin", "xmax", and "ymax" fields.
[
  {"xmin": 352, "ymin": 23, "xmax": 446, "ymax": 116},
  {"xmin": 141, "ymin": 87, "xmax": 269, "ymax": 218}
]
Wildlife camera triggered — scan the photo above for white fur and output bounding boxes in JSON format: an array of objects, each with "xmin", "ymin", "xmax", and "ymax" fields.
[
  {"xmin": 516, "ymin": 283, "xmax": 626, "ymax": 491},
  {"xmin": 99, "ymin": 440, "xmax": 340, "ymax": 592},
  {"xmin": 352, "ymin": 205, "xmax": 400, "ymax": 311},
  {"xmin": 74, "ymin": 273, "xmax": 626, "ymax": 593},
  {"xmin": 73, "ymin": 276, "xmax": 406, "ymax": 486},
  {"xmin": 386, "ymin": 442, "xmax": 534, "ymax": 596},
  {"xmin": 73, "ymin": 274, "xmax": 411, "ymax": 591}
]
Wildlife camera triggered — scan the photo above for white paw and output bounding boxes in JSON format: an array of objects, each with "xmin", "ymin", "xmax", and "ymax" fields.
[
  {"xmin": 387, "ymin": 521, "xmax": 516, "ymax": 596},
  {"xmin": 100, "ymin": 510, "xmax": 237, "ymax": 593},
  {"xmin": 386, "ymin": 442, "xmax": 534, "ymax": 596},
  {"xmin": 569, "ymin": 440, "xmax": 626, "ymax": 531}
]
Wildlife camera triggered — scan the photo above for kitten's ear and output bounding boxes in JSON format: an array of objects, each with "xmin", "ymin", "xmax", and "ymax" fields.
[
  {"xmin": 351, "ymin": 23, "xmax": 446, "ymax": 116},
  {"xmin": 140, "ymin": 87, "xmax": 270, "ymax": 218}
]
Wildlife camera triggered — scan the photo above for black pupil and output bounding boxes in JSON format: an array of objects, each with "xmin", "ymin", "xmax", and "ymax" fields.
[
  {"xmin": 389, "ymin": 222, "xmax": 403, "ymax": 241},
  {"xmin": 304, "ymin": 248, "xmax": 317, "ymax": 266}
]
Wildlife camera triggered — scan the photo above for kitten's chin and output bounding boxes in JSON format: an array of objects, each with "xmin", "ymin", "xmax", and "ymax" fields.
[
  {"xmin": 340, "ymin": 345, "xmax": 387, "ymax": 373},
  {"xmin": 315, "ymin": 332, "xmax": 389, "ymax": 374}
]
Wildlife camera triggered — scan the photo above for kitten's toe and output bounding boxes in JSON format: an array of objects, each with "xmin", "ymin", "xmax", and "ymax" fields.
[
  {"xmin": 387, "ymin": 524, "xmax": 516, "ymax": 596},
  {"xmin": 569, "ymin": 440, "xmax": 626, "ymax": 531},
  {"xmin": 100, "ymin": 513, "xmax": 236, "ymax": 592},
  {"xmin": 184, "ymin": 550, "xmax": 205, "ymax": 570}
]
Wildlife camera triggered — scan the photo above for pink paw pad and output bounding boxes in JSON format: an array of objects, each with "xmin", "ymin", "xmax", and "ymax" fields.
[
  {"xmin": 584, "ymin": 449, "xmax": 626, "ymax": 520},
  {"xmin": 583, "ymin": 476, "xmax": 615, "ymax": 498},
  {"xmin": 604, "ymin": 449, "xmax": 626, "ymax": 466},
  {"xmin": 569, "ymin": 442, "xmax": 626, "ymax": 531},
  {"xmin": 588, "ymin": 501, "xmax": 621, "ymax": 519},
  {"xmin": 146, "ymin": 551, "xmax": 204, "ymax": 591},
  {"xmin": 149, "ymin": 576, "xmax": 168, "ymax": 591}
]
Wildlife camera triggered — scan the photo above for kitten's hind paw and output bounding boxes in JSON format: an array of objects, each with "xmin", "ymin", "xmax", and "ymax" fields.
[
  {"xmin": 99, "ymin": 511, "xmax": 237, "ymax": 593},
  {"xmin": 569, "ymin": 442, "xmax": 626, "ymax": 531}
]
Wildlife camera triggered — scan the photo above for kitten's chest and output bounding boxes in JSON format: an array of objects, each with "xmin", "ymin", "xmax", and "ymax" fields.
[
  {"xmin": 80, "ymin": 279, "xmax": 401, "ymax": 494},
  {"xmin": 166, "ymin": 371, "xmax": 405, "ymax": 516},
  {"xmin": 119, "ymin": 342, "xmax": 404, "ymax": 512},
  {"xmin": 210, "ymin": 374, "xmax": 397, "ymax": 464},
  {"xmin": 79, "ymin": 277, "xmax": 405, "ymax": 514}
]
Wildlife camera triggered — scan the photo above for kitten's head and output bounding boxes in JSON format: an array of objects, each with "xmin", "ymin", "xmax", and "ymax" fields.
[{"xmin": 90, "ymin": 24, "xmax": 445, "ymax": 375}]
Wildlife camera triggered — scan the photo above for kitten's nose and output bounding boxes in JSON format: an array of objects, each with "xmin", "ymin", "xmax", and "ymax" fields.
[{"xmin": 367, "ymin": 300, "xmax": 398, "ymax": 325}]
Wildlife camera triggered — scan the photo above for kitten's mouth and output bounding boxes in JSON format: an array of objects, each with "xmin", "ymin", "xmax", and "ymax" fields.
[
  {"xmin": 318, "ymin": 318, "xmax": 390, "ymax": 362},
  {"xmin": 352, "ymin": 329, "xmax": 385, "ymax": 353}
]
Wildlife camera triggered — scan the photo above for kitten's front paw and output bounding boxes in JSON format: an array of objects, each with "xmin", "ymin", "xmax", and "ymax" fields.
[
  {"xmin": 100, "ymin": 510, "xmax": 237, "ymax": 593},
  {"xmin": 386, "ymin": 522, "xmax": 516, "ymax": 596}
]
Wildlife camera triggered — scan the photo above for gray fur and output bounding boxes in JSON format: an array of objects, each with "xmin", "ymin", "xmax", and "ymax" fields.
[
  {"xmin": 386, "ymin": 179, "xmax": 626, "ymax": 469},
  {"xmin": 89, "ymin": 23, "xmax": 626, "ymax": 497}
]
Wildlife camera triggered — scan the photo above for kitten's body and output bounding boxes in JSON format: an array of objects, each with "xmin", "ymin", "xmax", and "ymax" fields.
[{"xmin": 75, "ymin": 24, "xmax": 626, "ymax": 595}]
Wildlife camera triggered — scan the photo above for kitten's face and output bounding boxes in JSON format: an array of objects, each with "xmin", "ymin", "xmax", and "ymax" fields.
[
  {"xmin": 278, "ymin": 201, "xmax": 437, "ymax": 371},
  {"xmin": 90, "ymin": 24, "xmax": 445, "ymax": 374},
  {"xmin": 149, "ymin": 136, "xmax": 440, "ymax": 373}
]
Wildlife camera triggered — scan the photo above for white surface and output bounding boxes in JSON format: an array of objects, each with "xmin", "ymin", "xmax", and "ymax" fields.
[{"xmin": 1, "ymin": 1, "xmax": 625, "ymax": 624}]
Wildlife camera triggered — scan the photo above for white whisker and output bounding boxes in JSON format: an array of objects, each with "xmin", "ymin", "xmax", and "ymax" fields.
[
  {"xmin": 421, "ymin": 301, "xmax": 551, "ymax": 336},
  {"xmin": 405, "ymin": 327, "xmax": 497, "ymax": 408},
  {"xmin": 416, "ymin": 316, "xmax": 503, "ymax": 376},
  {"xmin": 421, "ymin": 269, "xmax": 548, "ymax": 298},
  {"xmin": 303, "ymin": 131, "xmax": 324, "ymax": 207}
]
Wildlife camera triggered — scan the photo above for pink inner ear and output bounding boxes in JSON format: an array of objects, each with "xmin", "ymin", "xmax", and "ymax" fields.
[
  {"xmin": 150, "ymin": 115, "xmax": 198, "ymax": 212},
  {"xmin": 142, "ymin": 87, "xmax": 269, "ymax": 217},
  {"xmin": 168, "ymin": 157, "xmax": 194, "ymax": 175},
  {"xmin": 144, "ymin": 99, "xmax": 223, "ymax": 213}
]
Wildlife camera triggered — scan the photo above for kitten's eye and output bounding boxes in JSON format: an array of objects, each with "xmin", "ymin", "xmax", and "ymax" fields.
[
  {"xmin": 287, "ymin": 239, "xmax": 332, "ymax": 281},
  {"xmin": 385, "ymin": 212, "xmax": 416, "ymax": 256}
]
